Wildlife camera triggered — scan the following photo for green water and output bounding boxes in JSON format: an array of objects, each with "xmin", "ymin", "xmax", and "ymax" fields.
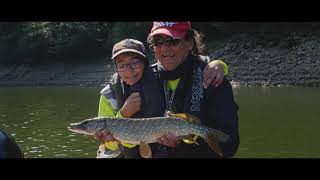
[
  {"xmin": 0, "ymin": 87, "xmax": 319, "ymax": 158},
  {"xmin": 233, "ymin": 87, "xmax": 320, "ymax": 158}
]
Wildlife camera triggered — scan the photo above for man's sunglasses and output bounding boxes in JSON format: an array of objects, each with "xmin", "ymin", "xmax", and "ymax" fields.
[{"xmin": 150, "ymin": 37, "xmax": 182, "ymax": 49}]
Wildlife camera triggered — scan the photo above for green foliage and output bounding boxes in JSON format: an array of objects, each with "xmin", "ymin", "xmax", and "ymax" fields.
[
  {"xmin": 0, "ymin": 22, "xmax": 319, "ymax": 65},
  {"xmin": 0, "ymin": 22, "xmax": 153, "ymax": 65},
  {"xmin": 110, "ymin": 22, "xmax": 150, "ymax": 44}
]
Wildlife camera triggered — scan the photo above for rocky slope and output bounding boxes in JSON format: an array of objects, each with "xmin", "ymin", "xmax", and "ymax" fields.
[
  {"xmin": 1, "ymin": 32, "xmax": 320, "ymax": 87},
  {"xmin": 210, "ymin": 32, "xmax": 320, "ymax": 87}
]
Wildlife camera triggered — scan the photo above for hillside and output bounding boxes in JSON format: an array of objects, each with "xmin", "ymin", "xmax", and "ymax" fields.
[{"xmin": 1, "ymin": 23, "xmax": 320, "ymax": 87}]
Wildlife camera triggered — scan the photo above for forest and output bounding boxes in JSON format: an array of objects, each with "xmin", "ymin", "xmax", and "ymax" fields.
[{"xmin": 1, "ymin": 22, "xmax": 318, "ymax": 65}]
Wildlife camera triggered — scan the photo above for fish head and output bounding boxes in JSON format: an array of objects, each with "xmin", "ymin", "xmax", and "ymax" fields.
[{"xmin": 68, "ymin": 118, "xmax": 103, "ymax": 136}]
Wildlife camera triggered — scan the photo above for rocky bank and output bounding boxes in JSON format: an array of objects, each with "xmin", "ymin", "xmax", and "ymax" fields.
[
  {"xmin": 210, "ymin": 32, "xmax": 320, "ymax": 87},
  {"xmin": 0, "ymin": 32, "xmax": 319, "ymax": 87}
]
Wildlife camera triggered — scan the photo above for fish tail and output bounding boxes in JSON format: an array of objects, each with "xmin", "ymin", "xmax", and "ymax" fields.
[{"xmin": 202, "ymin": 128, "xmax": 230, "ymax": 157}]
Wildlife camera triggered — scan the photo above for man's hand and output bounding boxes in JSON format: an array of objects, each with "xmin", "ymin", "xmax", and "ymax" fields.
[
  {"xmin": 203, "ymin": 60, "xmax": 225, "ymax": 89},
  {"xmin": 164, "ymin": 111, "xmax": 173, "ymax": 117},
  {"xmin": 120, "ymin": 92, "xmax": 142, "ymax": 118},
  {"xmin": 159, "ymin": 111, "xmax": 181, "ymax": 147},
  {"xmin": 157, "ymin": 134, "xmax": 182, "ymax": 148}
]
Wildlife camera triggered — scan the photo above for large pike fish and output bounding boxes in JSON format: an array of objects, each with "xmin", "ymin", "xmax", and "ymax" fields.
[{"xmin": 68, "ymin": 114, "xmax": 230, "ymax": 158}]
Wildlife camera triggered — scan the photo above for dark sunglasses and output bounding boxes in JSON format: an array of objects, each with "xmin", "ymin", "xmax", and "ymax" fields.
[{"xmin": 150, "ymin": 37, "xmax": 182, "ymax": 48}]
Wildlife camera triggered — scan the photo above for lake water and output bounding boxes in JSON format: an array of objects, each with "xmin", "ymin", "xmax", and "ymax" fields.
[{"xmin": 1, "ymin": 87, "xmax": 319, "ymax": 158}]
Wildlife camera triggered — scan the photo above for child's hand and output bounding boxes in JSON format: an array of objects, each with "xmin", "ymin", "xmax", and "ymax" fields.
[
  {"xmin": 120, "ymin": 92, "xmax": 142, "ymax": 118},
  {"xmin": 203, "ymin": 60, "xmax": 225, "ymax": 89}
]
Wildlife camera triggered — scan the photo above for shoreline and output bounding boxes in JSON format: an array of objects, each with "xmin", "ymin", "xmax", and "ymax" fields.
[
  {"xmin": 0, "ymin": 62, "xmax": 319, "ymax": 88},
  {"xmin": 1, "ymin": 32, "xmax": 320, "ymax": 88}
]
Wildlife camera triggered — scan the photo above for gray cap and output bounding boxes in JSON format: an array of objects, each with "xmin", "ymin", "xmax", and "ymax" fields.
[{"xmin": 112, "ymin": 39, "xmax": 147, "ymax": 60}]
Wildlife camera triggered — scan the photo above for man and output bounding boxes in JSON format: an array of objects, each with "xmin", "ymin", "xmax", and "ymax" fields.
[{"xmin": 147, "ymin": 22, "xmax": 240, "ymax": 157}]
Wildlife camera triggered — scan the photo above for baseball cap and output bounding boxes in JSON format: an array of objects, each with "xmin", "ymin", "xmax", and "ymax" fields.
[
  {"xmin": 112, "ymin": 39, "xmax": 147, "ymax": 60},
  {"xmin": 148, "ymin": 22, "xmax": 192, "ymax": 39}
]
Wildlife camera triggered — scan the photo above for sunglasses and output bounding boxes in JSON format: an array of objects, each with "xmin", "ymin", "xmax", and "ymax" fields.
[{"xmin": 150, "ymin": 37, "xmax": 182, "ymax": 49}]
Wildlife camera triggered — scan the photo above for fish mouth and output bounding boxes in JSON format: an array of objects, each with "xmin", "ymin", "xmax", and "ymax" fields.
[
  {"xmin": 67, "ymin": 123, "xmax": 80, "ymax": 133},
  {"xmin": 69, "ymin": 122, "xmax": 78, "ymax": 126},
  {"xmin": 68, "ymin": 123, "xmax": 76, "ymax": 130},
  {"xmin": 67, "ymin": 126, "xmax": 78, "ymax": 133},
  {"xmin": 67, "ymin": 123, "xmax": 92, "ymax": 135}
]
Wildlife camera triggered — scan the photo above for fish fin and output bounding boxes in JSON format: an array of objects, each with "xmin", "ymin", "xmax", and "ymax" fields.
[
  {"xmin": 210, "ymin": 128, "xmax": 230, "ymax": 143},
  {"xmin": 182, "ymin": 135, "xmax": 199, "ymax": 145},
  {"xmin": 204, "ymin": 129, "xmax": 230, "ymax": 157},
  {"xmin": 204, "ymin": 132, "xmax": 223, "ymax": 157},
  {"xmin": 139, "ymin": 141, "xmax": 152, "ymax": 158},
  {"xmin": 172, "ymin": 113, "xmax": 201, "ymax": 124}
]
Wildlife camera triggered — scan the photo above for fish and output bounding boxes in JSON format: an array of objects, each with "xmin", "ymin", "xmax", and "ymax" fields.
[{"xmin": 68, "ymin": 114, "xmax": 230, "ymax": 158}]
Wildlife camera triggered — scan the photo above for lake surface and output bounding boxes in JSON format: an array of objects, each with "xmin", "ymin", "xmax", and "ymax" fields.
[{"xmin": 1, "ymin": 87, "xmax": 319, "ymax": 158}]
